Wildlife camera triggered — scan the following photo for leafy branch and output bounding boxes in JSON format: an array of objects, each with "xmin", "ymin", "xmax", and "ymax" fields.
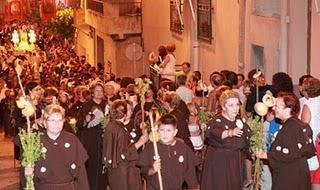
[
  {"xmin": 135, "ymin": 78, "xmax": 152, "ymax": 127},
  {"xmin": 248, "ymin": 116, "xmax": 265, "ymax": 190},
  {"xmin": 19, "ymin": 129, "xmax": 45, "ymax": 190}
]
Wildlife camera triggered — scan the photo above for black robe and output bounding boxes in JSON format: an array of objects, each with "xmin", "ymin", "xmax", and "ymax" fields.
[
  {"xmin": 21, "ymin": 131, "xmax": 89, "ymax": 190},
  {"xmin": 0, "ymin": 97, "xmax": 16, "ymax": 137},
  {"xmin": 102, "ymin": 120, "xmax": 142, "ymax": 190},
  {"xmin": 124, "ymin": 119, "xmax": 141, "ymax": 145},
  {"xmin": 200, "ymin": 114, "xmax": 251, "ymax": 190},
  {"xmin": 77, "ymin": 99, "xmax": 107, "ymax": 190},
  {"xmin": 170, "ymin": 109, "xmax": 194, "ymax": 150},
  {"xmin": 267, "ymin": 117, "xmax": 315, "ymax": 190},
  {"xmin": 138, "ymin": 139, "xmax": 199, "ymax": 190},
  {"xmin": 68, "ymin": 100, "xmax": 85, "ymax": 118}
]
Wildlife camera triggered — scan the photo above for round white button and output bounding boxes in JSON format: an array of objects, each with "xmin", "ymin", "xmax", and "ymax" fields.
[
  {"xmin": 71, "ymin": 163, "xmax": 76, "ymax": 169},
  {"xmin": 40, "ymin": 167, "xmax": 46, "ymax": 173}
]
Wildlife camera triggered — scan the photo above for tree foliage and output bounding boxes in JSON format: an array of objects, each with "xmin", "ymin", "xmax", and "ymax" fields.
[{"xmin": 52, "ymin": 7, "xmax": 75, "ymax": 40}]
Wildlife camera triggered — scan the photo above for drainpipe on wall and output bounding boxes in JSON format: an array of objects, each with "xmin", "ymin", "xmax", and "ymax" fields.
[
  {"xmin": 190, "ymin": 0, "xmax": 199, "ymax": 71},
  {"xmin": 279, "ymin": 0, "xmax": 289, "ymax": 73},
  {"xmin": 192, "ymin": 41, "xmax": 199, "ymax": 71},
  {"xmin": 238, "ymin": 0, "xmax": 246, "ymax": 74}
]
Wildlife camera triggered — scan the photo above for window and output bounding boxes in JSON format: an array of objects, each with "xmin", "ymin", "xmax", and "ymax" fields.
[
  {"xmin": 251, "ymin": 44, "xmax": 264, "ymax": 70},
  {"xmin": 197, "ymin": 0, "xmax": 212, "ymax": 42},
  {"xmin": 87, "ymin": 0, "xmax": 104, "ymax": 14},
  {"xmin": 253, "ymin": 0, "xmax": 280, "ymax": 17},
  {"xmin": 119, "ymin": 1, "xmax": 142, "ymax": 16},
  {"xmin": 170, "ymin": 0, "xmax": 184, "ymax": 33}
]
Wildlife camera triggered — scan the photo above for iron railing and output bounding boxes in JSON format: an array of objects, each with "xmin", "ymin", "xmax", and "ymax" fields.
[
  {"xmin": 87, "ymin": 0, "xmax": 103, "ymax": 14},
  {"xmin": 119, "ymin": 2, "xmax": 141, "ymax": 16}
]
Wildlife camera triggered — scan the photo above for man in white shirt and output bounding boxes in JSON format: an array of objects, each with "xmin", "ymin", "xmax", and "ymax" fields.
[{"xmin": 176, "ymin": 75, "xmax": 193, "ymax": 104}]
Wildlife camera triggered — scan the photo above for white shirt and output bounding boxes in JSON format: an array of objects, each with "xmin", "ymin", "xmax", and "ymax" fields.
[
  {"xmin": 176, "ymin": 86, "xmax": 194, "ymax": 104},
  {"xmin": 160, "ymin": 54, "xmax": 176, "ymax": 81},
  {"xmin": 305, "ymin": 96, "xmax": 320, "ymax": 141},
  {"xmin": 299, "ymin": 97, "xmax": 308, "ymax": 119}
]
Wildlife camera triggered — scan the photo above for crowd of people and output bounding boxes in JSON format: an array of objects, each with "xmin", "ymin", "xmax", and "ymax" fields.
[{"xmin": 1, "ymin": 21, "xmax": 320, "ymax": 190}]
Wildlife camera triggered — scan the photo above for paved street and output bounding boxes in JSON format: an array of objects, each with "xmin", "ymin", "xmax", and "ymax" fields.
[{"xmin": 0, "ymin": 132, "xmax": 19, "ymax": 190}]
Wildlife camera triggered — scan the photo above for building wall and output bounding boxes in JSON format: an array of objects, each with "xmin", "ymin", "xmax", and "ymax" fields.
[
  {"xmin": 105, "ymin": 2, "xmax": 141, "ymax": 35},
  {"xmin": 244, "ymin": 0, "xmax": 308, "ymax": 84},
  {"xmin": 311, "ymin": 1, "xmax": 320, "ymax": 79},
  {"xmin": 75, "ymin": 3, "xmax": 143, "ymax": 76},
  {"xmin": 199, "ymin": 0, "xmax": 240, "ymax": 81},
  {"xmin": 103, "ymin": 35, "xmax": 117, "ymax": 74},
  {"xmin": 142, "ymin": 0, "xmax": 192, "ymax": 69},
  {"xmin": 76, "ymin": 28, "xmax": 95, "ymax": 64},
  {"xmin": 244, "ymin": 0, "xmax": 281, "ymax": 83},
  {"xmin": 104, "ymin": 1, "xmax": 143, "ymax": 77},
  {"xmin": 115, "ymin": 36, "xmax": 143, "ymax": 78},
  {"xmin": 75, "ymin": 10, "xmax": 107, "ymax": 66},
  {"xmin": 75, "ymin": 0, "xmax": 315, "ymax": 82},
  {"xmin": 142, "ymin": 0, "xmax": 240, "ymax": 83},
  {"xmin": 287, "ymin": 0, "xmax": 308, "ymax": 84}
]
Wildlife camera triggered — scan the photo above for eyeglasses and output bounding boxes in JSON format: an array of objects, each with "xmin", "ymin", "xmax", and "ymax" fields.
[
  {"xmin": 47, "ymin": 119, "xmax": 64, "ymax": 123},
  {"xmin": 274, "ymin": 104, "xmax": 286, "ymax": 109}
]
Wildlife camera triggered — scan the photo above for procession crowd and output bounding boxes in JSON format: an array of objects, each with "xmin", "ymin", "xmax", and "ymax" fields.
[{"xmin": 1, "ymin": 21, "xmax": 320, "ymax": 190}]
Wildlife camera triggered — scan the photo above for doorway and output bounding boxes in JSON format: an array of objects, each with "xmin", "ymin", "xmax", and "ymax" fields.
[
  {"xmin": 96, "ymin": 35, "xmax": 104, "ymax": 70},
  {"xmin": 251, "ymin": 44, "xmax": 264, "ymax": 70}
]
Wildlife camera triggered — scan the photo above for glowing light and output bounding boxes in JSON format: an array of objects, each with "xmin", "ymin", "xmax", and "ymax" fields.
[{"xmin": 11, "ymin": 27, "xmax": 37, "ymax": 51}]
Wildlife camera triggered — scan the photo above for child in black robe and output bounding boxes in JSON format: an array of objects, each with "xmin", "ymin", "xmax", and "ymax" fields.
[
  {"xmin": 102, "ymin": 100, "xmax": 148, "ymax": 190},
  {"xmin": 138, "ymin": 114, "xmax": 199, "ymax": 190}
]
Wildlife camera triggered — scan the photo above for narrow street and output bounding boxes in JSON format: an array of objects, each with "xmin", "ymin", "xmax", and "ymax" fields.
[{"xmin": 0, "ymin": 132, "xmax": 19, "ymax": 190}]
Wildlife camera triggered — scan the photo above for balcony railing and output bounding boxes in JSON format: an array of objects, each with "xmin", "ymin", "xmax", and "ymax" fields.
[
  {"xmin": 87, "ymin": 0, "xmax": 104, "ymax": 14},
  {"xmin": 119, "ymin": 2, "xmax": 141, "ymax": 16}
]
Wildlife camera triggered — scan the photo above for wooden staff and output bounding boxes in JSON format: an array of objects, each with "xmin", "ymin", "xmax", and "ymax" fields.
[
  {"xmin": 16, "ymin": 62, "xmax": 33, "ymax": 137},
  {"xmin": 141, "ymin": 101, "xmax": 145, "ymax": 126},
  {"xmin": 255, "ymin": 69, "xmax": 259, "ymax": 103},
  {"xmin": 148, "ymin": 111, "xmax": 163, "ymax": 190},
  {"xmin": 252, "ymin": 116, "xmax": 265, "ymax": 190}
]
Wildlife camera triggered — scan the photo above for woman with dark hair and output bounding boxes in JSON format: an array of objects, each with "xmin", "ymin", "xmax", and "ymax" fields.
[
  {"xmin": 298, "ymin": 75, "xmax": 313, "ymax": 118},
  {"xmin": 25, "ymin": 81, "xmax": 42, "ymax": 98},
  {"xmin": 256, "ymin": 92, "xmax": 316, "ymax": 190},
  {"xmin": 68, "ymin": 85, "xmax": 90, "ymax": 118},
  {"xmin": 161, "ymin": 91, "xmax": 193, "ymax": 150},
  {"xmin": 157, "ymin": 45, "xmax": 167, "ymax": 66},
  {"xmin": 14, "ymin": 81, "xmax": 43, "ymax": 160},
  {"xmin": 159, "ymin": 44, "xmax": 176, "ymax": 82},
  {"xmin": 102, "ymin": 100, "xmax": 148, "ymax": 190},
  {"xmin": 77, "ymin": 82, "xmax": 107, "ymax": 190},
  {"xmin": 245, "ymin": 70, "xmax": 274, "ymax": 115},
  {"xmin": 207, "ymin": 73, "xmax": 225, "ymax": 112},
  {"xmin": 39, "ymin": 86, "xmax": 59, "ymax": 109},
  {"xmin": 0, "ymin": 88, "xmax": 17, "ymax": 138},
  {"xmin": 272, "ymin": 72, "xmax": 294, "ymax": 96}
]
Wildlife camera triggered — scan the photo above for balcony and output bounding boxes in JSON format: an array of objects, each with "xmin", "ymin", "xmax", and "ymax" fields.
[
  {"xmin": 87, "ymin": 0, "xmax": 104, "ymax": 14},
  {"xmin": 105, "ymin": 1, "xmax": 142, "ymax": 40},
  {"xmin": 119, "ymin": 2, "xmax": 141, "ymax": 16}
]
